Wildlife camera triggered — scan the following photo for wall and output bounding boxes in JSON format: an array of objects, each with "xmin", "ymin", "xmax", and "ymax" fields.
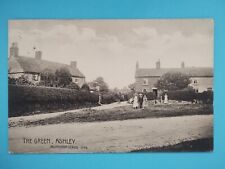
[
  {"xmin": 135, "ymin": 77, "xmax": 160, "ymax": 92},
  {"xmin": 135, "ymin": 76, "xmax": 213, "ymax": 93},
  {"xmin": 189, "ymin": 77, "xmax": 213, "ymax": 92},
  {"xmin": 72, "ymin": 77, "xmax": 85, "ymax": 87}
]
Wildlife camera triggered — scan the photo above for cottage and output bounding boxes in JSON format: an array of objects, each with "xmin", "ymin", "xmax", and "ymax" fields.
[
  {"xmin": 134, "ymin": 60, "xmax": 213, "ymax": 93},
  {"xmin": 8, "ymin": 43, "xmax": 85, "ymax": 87}
]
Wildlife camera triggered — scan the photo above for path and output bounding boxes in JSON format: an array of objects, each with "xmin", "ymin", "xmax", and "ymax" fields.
[{"xmin": 9, "ymin": 101, "xmax": 129, "ymax": 124}]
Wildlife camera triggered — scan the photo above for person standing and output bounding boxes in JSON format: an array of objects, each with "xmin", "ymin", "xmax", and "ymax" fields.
[
  {"xmin": 98, "ymin": 93, "xmax": 102, "ymax": 105},
  {"xmin": 133, "ymin": 93, "xmax": 138, "ymax": 109},
  {"xmin": 164, "ymin": 93, "xmax": 168, "ymax": 104},
  {"xmin": 138, "ymin": 93, "xmax": 144, "ymax": 109},
  {"xmin": 143, "ymin": 94, "xmax": 148, "ymax": 109}
]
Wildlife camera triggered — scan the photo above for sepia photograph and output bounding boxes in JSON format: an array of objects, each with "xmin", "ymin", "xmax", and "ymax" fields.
[{"xmin": 8, "ymin": 19, "xmax": 213, "ymax": 153}]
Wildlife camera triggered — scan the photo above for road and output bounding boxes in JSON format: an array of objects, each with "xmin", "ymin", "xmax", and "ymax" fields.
[{"xmin": 9, "ymin": 114, "xmax": 213, "ymax": 153}]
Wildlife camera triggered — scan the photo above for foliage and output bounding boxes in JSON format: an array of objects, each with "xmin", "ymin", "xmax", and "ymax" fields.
[
  {"xmin": 196, "ymin": 90, "xmax": 213, "ymax": 104},
  {"xmin": 81, "ymin": 83, "xmax": 90, "ymax": 92},
  {"xmin": 66, "ymin": 82, "xmax": 80, "ymax": 90},
  {"xmin": 8, "ymin": 76, "xmax": 34, "ymax": 86},
  {"xmin": 11, "ymin": 104, "xmax": 213, "ymax": 127},
  {"xmin": 40, "ymin": 68, "xmax": 55, "ymax": 87},
  {"xmin": 128, "ymin": 83, "xmax": 136, "ymax": 91},
  {"xmin": 166, "ymin": 88, "xmax": 213, "ymax": 103},
  {"xmin": 155, "ymin": 72, "xmax": 191, "ymax": 91},
  {"xmin": 8, "ymin": 85, "xmax": 124, "ymax": 117},
  {"xmin": 166, "ymin": 88, "xmax": 197, "ymax": 102},
  {"xmin": 146, "ymin": 92, "xmax": 156, "ymax": 100},
  {"xmin": 88, "ymin": 77, "xmax": 109, "ymax": 93},
  {"xmin": 55, "ymin": 67, "xmax": 72, "ymax": 87}
]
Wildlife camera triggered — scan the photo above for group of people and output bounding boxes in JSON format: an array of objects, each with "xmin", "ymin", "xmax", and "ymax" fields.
[
  {"xmin": 132, "ymin": 92, "xmax": 169, "ymax": 109},
  {"xmin": 132, "ymin": 93, "xmax": 148, "ymax": 109}
]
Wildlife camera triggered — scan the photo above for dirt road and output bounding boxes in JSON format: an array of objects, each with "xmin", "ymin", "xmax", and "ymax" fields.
[{"xmin": 9, "ymin": 115, "xmax": 213, "ymax": 153}]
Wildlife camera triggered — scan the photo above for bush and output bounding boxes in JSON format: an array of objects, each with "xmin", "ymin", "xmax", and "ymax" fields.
[
  {"xmin": 146, "ymin": 92, "xmax": 156, "ymax": 100},
  {"xmin": 101, "ymin": 92, "xmax": 117, "ymax": 104},
  {"xmin": 8, "ymin": 85, "xmax": 125, "ymax": 117},
  {"xmin": 81, "ymin": 83, "xmax": 90, "ymax": 92},
  {"xmin": 8, "ymin": 77, "xmax": 34, "ymax": 86},
  {"xmin": 167, "ymin": 89, "xmax": 196, "ymax": 102},
  {"xmin": 8, "ymin": 85, "xmax": 99, "ymax": 117},
  {"xmin": 8, "ymin": 77, "xmax": 16, "ymax": 84},
  {"xmin": 166, "ymin": 89, "xmax": 213, "ymax": 103},
  {"xmin": 66, "ymin": 82, "xmax": 80, "ymax": 90},
  {"xmin": 196, "ymin": 90, "xmax": 213, "ymax": 104}
]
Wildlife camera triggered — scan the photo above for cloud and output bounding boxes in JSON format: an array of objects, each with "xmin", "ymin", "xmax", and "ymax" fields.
[
  {"xmin": 9, "ymin": 22, "xmax": 213, "ymax": 88},
  {"xmin": 133, "ymin": 27, "xmax": 158, "ymax": 40}
]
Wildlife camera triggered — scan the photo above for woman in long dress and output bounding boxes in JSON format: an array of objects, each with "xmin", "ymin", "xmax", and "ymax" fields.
[
  {"xmin": 143, "ymin": 94, "xmax": 148, "ymax": 109},
  {"xmin": 164, "ymin": 93, "xmax": 168, "ymax": 104},
  {"xmin": 133, "ymin": 93, "xmax": 139, "ymax": 109}
]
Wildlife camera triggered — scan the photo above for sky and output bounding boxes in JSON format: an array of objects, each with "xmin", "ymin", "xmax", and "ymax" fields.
[{"xmin": 8, "ymin": 19, "xmax": 213, "ymax": 89}]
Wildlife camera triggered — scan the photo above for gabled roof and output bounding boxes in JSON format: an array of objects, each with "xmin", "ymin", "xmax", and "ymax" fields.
[
  {"xmin": 8, "ymin": 56, "xmax": 85, "ymax": 78},
  {"xmin": 135, "ymin": 67, "xmax": 213, "ymax": 78}
]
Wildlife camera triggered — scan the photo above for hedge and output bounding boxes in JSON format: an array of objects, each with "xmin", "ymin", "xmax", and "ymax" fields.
[
  {"xmin": 166, "ymin": 89, "xmax": 213, "ymax": 103},
  {"xmin": 8, "ymin": 85, "xmax": 118, "ymax": 117}
]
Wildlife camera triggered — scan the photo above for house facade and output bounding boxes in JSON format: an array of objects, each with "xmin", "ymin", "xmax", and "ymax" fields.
[
  {"xmin": 8, "ymin": 43, "xmax": 85, "ymax": 87},
  {"xmin": 134, "ymin": 61, "xmax": 213, "ymax": 93}
]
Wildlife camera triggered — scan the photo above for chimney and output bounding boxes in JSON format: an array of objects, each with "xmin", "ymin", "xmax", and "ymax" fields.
[
  {"xmin": 35, "ymin": 51, "xmax": 42, "ymax": 60},
  {"xmin": 10, "ymin": 42, "xmax": 19, "ymax": 57},
  {"xmin": 70, "ymin": 61, "xmax": 77, "ymax": 68},
  {"xmin": 181, "ymin": 61, "xmax": 185, "ymax": 68},
  {"xmin": 156, "ymin": 59, "xmax": 160, "ymax": 69}
]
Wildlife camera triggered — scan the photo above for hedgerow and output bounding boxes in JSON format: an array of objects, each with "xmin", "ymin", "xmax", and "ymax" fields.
[{"xmin": 8, "ymin": 85, "xmax": 119, "ymax": 117}]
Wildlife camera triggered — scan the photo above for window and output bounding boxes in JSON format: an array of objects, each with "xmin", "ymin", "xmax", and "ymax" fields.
[
  {"xmin": 74, "ymin": 78, "xmax": 79, "ymax": 83},
  {"xmin": 143, "ymin": 78, "xmax": 148, "ymax": 85}
]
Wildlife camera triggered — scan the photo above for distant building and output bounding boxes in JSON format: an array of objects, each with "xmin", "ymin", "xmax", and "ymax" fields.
[
  {"xmin": 134, "ymin": 60, "xmax": 213, "ymax": 93},
  {"xmin": 8, "ymin": 43, "xmax": 85, "ymax": 87}
]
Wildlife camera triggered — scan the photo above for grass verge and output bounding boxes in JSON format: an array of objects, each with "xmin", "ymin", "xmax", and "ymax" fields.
[{"xmin": 9, "ymin": 103, "xmax": 213, "ymax": 127}]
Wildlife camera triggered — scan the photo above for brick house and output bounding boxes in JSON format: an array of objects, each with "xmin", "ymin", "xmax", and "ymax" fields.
[{"xmin": 134, "ymin": 60, "xmax": 213, "ymax": 93}]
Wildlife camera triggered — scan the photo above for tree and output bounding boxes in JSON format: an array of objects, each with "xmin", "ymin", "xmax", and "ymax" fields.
[
  {"xmin": 155, "ymin": 72, "xmax": 191, "ymax": 91},
  {"xmin": 128, "ymin": 83, "xmax": 136, "ymax": 91},
  {"xmin": 88, "ymin": 77, "xmax": 109, "ymax": 93},
  {"xmin": 81, "ymin": 83, "xmax": 90, "ymax": 92},
  {"xmin": 55, "ymin": 67, "xmax": 72, "ymax": 87},
  {"xmin": 41, "ymin": 68, "xmax": 55, "ymax": 86}
]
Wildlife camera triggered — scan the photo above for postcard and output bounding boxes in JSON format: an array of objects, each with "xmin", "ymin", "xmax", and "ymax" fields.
[{"xmin": 8, "ymin": 19, "xmax": 213, "ymax": 153}]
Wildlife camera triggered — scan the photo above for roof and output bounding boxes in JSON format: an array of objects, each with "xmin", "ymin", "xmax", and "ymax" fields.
[
  {"xmin": 135, "ymin": 67, "xmax": 213, "ymax": 78},
  {"xmin": 8, "ymin": 56, "xmax": 85, "ymax": 78}
]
